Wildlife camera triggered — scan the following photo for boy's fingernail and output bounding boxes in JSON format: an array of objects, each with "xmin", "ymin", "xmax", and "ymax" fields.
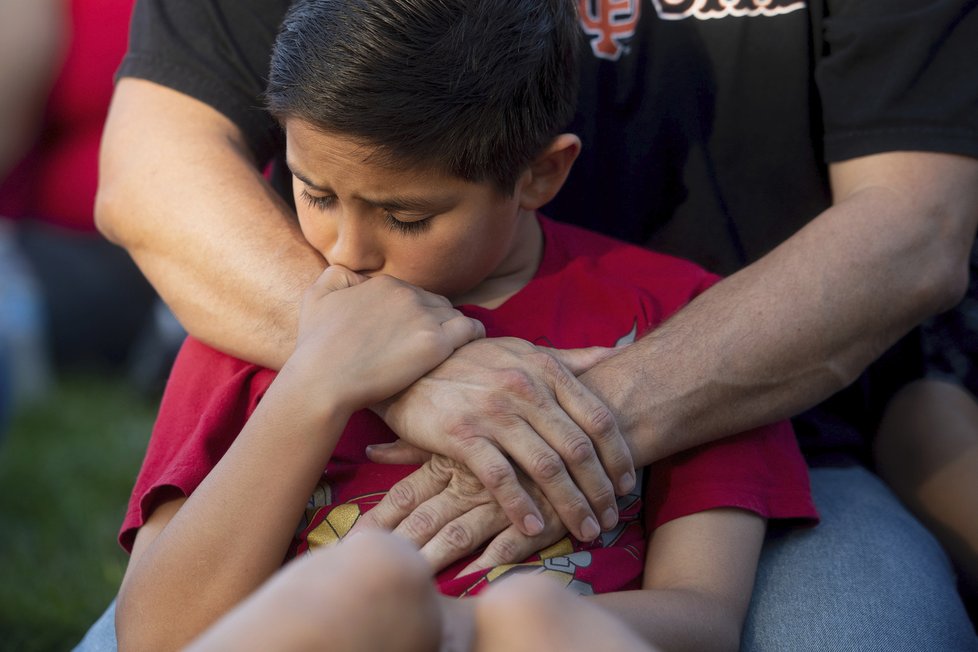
[
  {"xmin": 580, "ymin": 516, "xmax": 600, "ymax": 541},
  {"xmin": 601, "ymin": 507, "xmax": 618, "ymax": 530},
  {"xmin": 619, "ymin": 471, "xmax": 635, "ymax": 493},
  {"xmin": 523, "ymin": 514, "xmax": 544, "ymax": 536}
]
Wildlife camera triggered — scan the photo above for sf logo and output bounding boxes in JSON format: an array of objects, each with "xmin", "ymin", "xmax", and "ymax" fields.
[{"xmin": 579, "ymin": 0, "xmax": 640, "ymax": 61}]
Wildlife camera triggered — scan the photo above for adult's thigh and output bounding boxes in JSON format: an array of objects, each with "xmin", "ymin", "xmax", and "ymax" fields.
[{"xmin": 742, "ymin": 465, "xmax": 977, "ymax": 652}]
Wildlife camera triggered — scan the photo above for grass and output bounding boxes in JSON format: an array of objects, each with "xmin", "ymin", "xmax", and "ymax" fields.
[{"xmin": 0, "ymin": 372, "xmax": 158, "ymax": 652}]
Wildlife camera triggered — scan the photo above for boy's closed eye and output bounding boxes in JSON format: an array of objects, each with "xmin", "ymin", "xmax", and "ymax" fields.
[{"xmin": 298, "ymin": 188, "xmax": 434, "ymax": 235}]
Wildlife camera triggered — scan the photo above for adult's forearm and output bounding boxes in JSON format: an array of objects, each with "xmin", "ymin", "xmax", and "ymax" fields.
[
  {"xmin": 97, "ymin": 78, "xmax": 321, "ymax": 369},
  {"xmin": 584, "ymin": 152, "xmax": 978, "ymax": 466}
]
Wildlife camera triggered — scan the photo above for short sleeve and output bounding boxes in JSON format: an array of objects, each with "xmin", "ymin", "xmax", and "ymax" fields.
[
  {"xmin": 644, "ymin": 420, "xmax": 819, "ymax": 529},
  {"xmin": 119, "ymin": 0, "xmax": 291, "ymax": 163},
  {"xmin": 118, "ymin": 337, "xmax": 276, "ymax": 552},
  {"xmin": 816, "ymin": 0, "xmax": 978, "ymax": 161}
]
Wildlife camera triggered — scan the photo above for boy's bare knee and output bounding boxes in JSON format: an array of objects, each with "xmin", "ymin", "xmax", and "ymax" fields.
[
  {"xmin": 337, "ymin": 531, "xmax": 431, "ymax": 594},
  {"xmin": 479, "ymin": 573, "xmax": 566, "ymax": 623}
]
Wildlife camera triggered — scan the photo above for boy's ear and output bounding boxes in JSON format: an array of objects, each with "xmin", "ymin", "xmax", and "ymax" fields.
[{"xmin": 517, "ymin": 134, "xmax": 581, "ymax": 210}]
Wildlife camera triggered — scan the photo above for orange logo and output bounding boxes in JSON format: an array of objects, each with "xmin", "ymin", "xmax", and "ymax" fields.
[{"xmin": 579, "ymin": 0, "xmax": 641, "ymax": 61}]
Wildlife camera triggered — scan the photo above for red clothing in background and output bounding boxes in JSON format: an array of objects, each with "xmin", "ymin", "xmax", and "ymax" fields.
[{"xmin": 0, "ymin": 0, "xmax": 134, "ymax": 231}]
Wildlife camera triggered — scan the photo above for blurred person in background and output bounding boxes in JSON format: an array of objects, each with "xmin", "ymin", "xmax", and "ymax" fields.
[
  {"xmin": 0, "ymin": 0, "xmax": 181, "ymax": 415},
  {"xmin": 0, "ymin": 0, "xmax": 62, "ymax": 423}
]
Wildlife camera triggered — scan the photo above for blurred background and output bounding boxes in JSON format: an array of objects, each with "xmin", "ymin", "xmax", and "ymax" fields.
[{"xmin": 0, "ymin": 1, "xmax": 180, "ymax": 649}]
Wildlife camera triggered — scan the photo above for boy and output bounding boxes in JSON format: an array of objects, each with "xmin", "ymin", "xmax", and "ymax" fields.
[{"xmin": 116, "ymin": 0, "xmax": 816, "ymax": 649}]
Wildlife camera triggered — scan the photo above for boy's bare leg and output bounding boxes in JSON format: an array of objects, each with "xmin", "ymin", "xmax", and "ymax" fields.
[
  {"xmin": 185, "ymin": 531, "xmax": 441, "ymax": 652},
  {"xmin": 473, "ymin": 574, "xmax": 657, "ymax": 652},
  {"xmin": 875, "ymin": 379, "xmax": 978, "ymax": 593}
]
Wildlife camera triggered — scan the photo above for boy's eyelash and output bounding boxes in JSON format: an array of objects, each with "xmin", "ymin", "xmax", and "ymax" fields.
[
  {"xmin": 384, "ymin": 214, "xmax": 432, "ymax": 235},
  {"xmin": 300, "ymin": 189, "xmax": 335, "ymax": 210},
  {"xmin": 301, "ymin": 189, "xmax": 432, "ymax": 235}
]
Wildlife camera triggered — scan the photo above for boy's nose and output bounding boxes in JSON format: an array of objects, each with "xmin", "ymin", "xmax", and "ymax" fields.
[{"xmin": 326, "ymin": 224, "xmax": 383, "ymax": 274}]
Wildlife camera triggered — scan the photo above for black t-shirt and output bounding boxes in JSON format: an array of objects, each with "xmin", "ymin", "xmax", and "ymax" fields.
[{"xmin": 119, "ymin": 0, "xmax": 978, "ymax": 463}]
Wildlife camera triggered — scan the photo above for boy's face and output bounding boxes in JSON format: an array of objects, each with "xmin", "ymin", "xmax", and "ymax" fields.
[{"xmin": 286, "ymin": 119, "xmax": 541, "ymax": 305}]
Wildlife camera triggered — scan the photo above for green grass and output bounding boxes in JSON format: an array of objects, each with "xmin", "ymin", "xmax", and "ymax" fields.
[{"xmin": 0, "ymin": 373, "xmax": 158, "ymax": 652}]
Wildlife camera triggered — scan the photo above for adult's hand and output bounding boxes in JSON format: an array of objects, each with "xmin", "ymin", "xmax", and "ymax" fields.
[
  {"xmin": 353, "ymin": 454, "xmax": 568, "ymax": 574},
  {"xmin": 370, "ymin": 338, "xmax": 634, "ymax": 543}
]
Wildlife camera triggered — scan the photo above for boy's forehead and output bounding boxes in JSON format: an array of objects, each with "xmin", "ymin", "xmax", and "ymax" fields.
[
  {"xmin": 284, "ymin": 118, "xmax": 490, "ymax": 207},
  {"xmin": 285, "ymin": 119, "xmax": 429, "ymax": 183}
]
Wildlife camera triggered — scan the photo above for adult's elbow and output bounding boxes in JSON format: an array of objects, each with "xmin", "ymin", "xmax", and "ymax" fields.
[
  {"xmin": 93, "ymin": 179, "xmax": 126, "ymax": 245},
  {"xmin": 917, "ymin": 203, "xmax": 974, "ymax": 315}
]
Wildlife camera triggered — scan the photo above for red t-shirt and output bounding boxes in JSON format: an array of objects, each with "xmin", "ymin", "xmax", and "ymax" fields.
[{"xmin": 121, "ymin": 217, "xmax": 817, "ymax": 596}]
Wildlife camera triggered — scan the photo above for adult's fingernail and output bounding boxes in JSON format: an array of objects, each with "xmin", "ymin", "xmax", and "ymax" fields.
[
  {"xmin": 618, "ymin": 471, "xmax": 635, "ymax": 494},
  {"xmin": 523, "ymin": 514, "xmax": 544, "ymax": 536},
  {"xmin": 601, "ymin": 507, "xmax": 618, "ymax": 530},
  {"xmin": 580, "ymin": 516, "xmax": 600, "ymax": 542}
]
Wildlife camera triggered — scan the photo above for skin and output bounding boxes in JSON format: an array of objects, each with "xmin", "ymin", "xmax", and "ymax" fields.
[
  {"xmin": 187, "ymin": 514, "xmax": 762, "ymax": 652},
  {"xmin": 97, "ymin": 79, "xmax": 633, "ymax": 544},
  {"xmin": 285, "ymin": 121, "xmax": 631, "ymax": 542},
  {"xmin": 874, "ymin": 379, "xmax": 978, "ymax": 595},
  {"xmin": 185, "ymin": 532, "xmax": 660, "ymax": 652},
  {"xmin": 116, "ymin": 264, "xmax": 486, "ymax": 650},
  {"xmin": 97, "ymin": 78, "xmax": 978, "ymax": 569},
  {"xmin": 116, "ymin": 128, "xmax": 763, "ymax": 651}
]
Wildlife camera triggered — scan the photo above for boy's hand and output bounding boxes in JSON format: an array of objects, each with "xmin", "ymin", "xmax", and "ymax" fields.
[
  {"xmin": 370, "ymin": 338, "xmax": 635, "ymax": 543},
  {"xmin": 287, "ymin": 265, "xmax": 485, "ymax": 412}
]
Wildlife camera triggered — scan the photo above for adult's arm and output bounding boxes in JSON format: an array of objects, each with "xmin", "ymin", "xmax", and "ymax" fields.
[
  {"xmin": 96, "ymin": 78, "xmax": 320, "ymax": 369},
  {"xmin": 594, "ymin": 151, "xmax": 978, "ymax": 465},
  {"xmin": 96, "ymin": 78, "xmax": 630, "ymax": 542},
  {"xmin": 362, "ymin": 150, "xmax": 978, "ymax": 569}
]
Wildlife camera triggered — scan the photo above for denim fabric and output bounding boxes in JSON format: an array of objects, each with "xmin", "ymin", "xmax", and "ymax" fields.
[
  {"xmin": 71, "ymin": 598, "xmax": 116, "ymax": 652},
  {"xmin": 743, "ymin": 466, "xmax": 978, "ymax": 651},
  {"xmin": 74, "ymin": 467, "xmax": 978, "ymax": 651}
]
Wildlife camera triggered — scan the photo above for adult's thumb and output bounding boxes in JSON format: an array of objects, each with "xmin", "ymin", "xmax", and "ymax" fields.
[{"xmin": 544, "ymin": 345, "xmax": 622, "ymax": 376}]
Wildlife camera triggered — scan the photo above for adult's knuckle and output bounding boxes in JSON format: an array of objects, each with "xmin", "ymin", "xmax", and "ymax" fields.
[
  {"xmin": 453, "ymin": 469, "xmax": 488, "ymax": 497},
  {"xmin": 479, "ymin": 460, "xmax": 516, "ymax": 491},
  {"xmin": 446, "ymin": 418, "xmax": 481, "ymax": 443},
  {"xmin": 387, "ymin": 481, "xmax": 420, "ymax": 512},
  {"xmin": 496, "ymin": 367, "xmax": 537, "ymax": 398},
  {"xmin": 562, "ymin": 495, "xmax": 593, "ymax": 519},
  {"xmin": 582, "ymin": 403, "xmax": 618, "ymax": 440},
  {"xmin": 536, "ymin": 351, "xmax": 566, "ymax": 378},
  {"xmin": 401, "ymin": 508, "xmax": 439, "ymax": 538},
  {"xmin": 429, "ymin": 454, "xmax": 456, "ymax": 476},
  {"xmin": 440, "ymin": 522, "xmax": 476, "ymax": 552},
  {"xmin": 588, "ymin": 484, "xmax": 617, "ymax": 509},
  {"xmin": 485, "ymin": 535, "xmax": 524, "ymax": 566},
  {"xmin": 528, "ymin": 450, "xmax": 565, "ymax": 483},
  {"xmin": 563, "ymin": 435, "xmax": 596, "ymax": 467}
]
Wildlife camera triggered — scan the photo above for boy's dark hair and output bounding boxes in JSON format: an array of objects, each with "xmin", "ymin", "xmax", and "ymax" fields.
[{"xmin": 266, "ymin": 0, "xmax": 581, "ymax": 193}]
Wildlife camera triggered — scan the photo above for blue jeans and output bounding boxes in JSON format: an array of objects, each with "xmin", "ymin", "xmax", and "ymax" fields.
[
  {"xmin": 74, "ymin": 466, "xmax": 977, "ymax": 651},
  {"xmin": 743, "ymin": 466, "xmax": 977, "ymax": 651}
]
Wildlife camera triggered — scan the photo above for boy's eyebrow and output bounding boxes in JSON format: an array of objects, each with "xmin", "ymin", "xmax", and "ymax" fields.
[
  {"xmin": 288, "ymin": 164, "xmax": 331, "ymax": 193},
  {"xmin": 288, "ymin": 162, "xmax": 457, "ymax": 213}
]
